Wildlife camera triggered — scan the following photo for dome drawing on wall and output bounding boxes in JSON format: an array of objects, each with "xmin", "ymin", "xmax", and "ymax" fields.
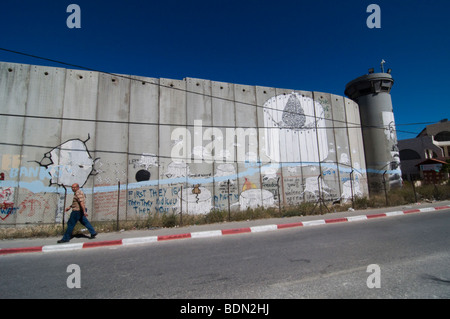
[{"xmin": 263, "ymin": 93, "xmax": 328, "ymax": 164}]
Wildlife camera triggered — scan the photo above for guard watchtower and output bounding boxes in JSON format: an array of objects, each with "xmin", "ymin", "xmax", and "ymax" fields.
[{"xmin": 345, "ymin": 63, "xmax": 402, "ymax": 194}]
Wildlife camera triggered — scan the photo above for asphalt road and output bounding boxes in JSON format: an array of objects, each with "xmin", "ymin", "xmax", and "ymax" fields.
[{"xmin": 1, "ymin": 209, "xmax": 449, "ymax": 300}]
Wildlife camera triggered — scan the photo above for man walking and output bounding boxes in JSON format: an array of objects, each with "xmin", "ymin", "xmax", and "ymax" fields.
[{"xmin": 58, "ymin": 183, "xmax": 97, "ymax": 243}]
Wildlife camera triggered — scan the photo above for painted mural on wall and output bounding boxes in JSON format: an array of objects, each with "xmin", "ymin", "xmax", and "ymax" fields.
[
  {"xmin": 37, "ymin": 135, "xmax": 98, "ymax": 188},
  {"xmin": 0, "ymin": 172, "xmax": 15, "ymax": 221},
  {"xmin": 0, "ymin": 62, "xmax": 371, "ymax": 226},
  {"xmin": 125, "ymin": 92, "xmax": 364, "ymax": 216},
  {"xmin": 381, "ymin": 111, "xmax": 402, "ymax": 187},
  {"xmin": 0, "ymin": 96, "xmax": 365, "ymax": 223},
  {"xmin": 263, "ymin": 93, "xmax": 328, "ymax": 163}
]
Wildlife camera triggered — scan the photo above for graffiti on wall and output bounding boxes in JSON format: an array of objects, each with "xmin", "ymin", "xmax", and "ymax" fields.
[
  {"xmin": 0, "ymin": 93, "xmax": 366, "ymax": 224},
  {"xmin": 381, "ymin": 111, "xmax": 402, "ymax": 187},
  {"xmin": 0, "ymin": 136, "xmax": 99, "ymax": 222},
  {"xmin": 37, "ymin": 135, "xmax": 98, "ymax": 188},
  {"xmin": 122, "ymin": 93, "xmax": 361, "ymax": 215},
  {"xmin": 0, "ymin": 171, "xmax": 15, "ymax": 220},
  {"xmin": 134, "ymin": 153, "xmax": 158, "ymax": 182}
]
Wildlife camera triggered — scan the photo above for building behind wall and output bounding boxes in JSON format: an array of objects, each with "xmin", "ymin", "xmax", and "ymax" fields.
[
  {"xmin": 399, "ymin": 119, "xmax": 450, "ymax": 181},
  {"xmin": 0, "ymin": 61, "xmax": 400, "ymax": 227}
]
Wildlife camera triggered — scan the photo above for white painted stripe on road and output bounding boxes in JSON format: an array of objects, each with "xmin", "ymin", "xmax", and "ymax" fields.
[
  {"xmin": 42, "ymin": 243, "xmax": 83, "ymax": 252},
  {"xmin": 347, "ymin": 215, "xmax": 368, "ymax": 222},
  {"xmin": 385, "ymin": 211, "xmax": 404, "ymax": 217},
  {"xmin": 302, "ymin": 220, "xmax": 326, "ymax": 227},
  {"xmin": 191, "ymin": 230, "xmax": 223, "ymax": 238},
  {"xmin": 250, "ymin": 225, "xmax": 278, "ymax": 233},
  {"xmin": 122, "ymin": 236, "xmax": 157, "ymax": 246}
]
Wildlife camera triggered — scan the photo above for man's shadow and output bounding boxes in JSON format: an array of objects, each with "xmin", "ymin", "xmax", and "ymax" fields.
[{"xmin": 71, "ymin": 233, "xmax": 91, "ymax": 239}]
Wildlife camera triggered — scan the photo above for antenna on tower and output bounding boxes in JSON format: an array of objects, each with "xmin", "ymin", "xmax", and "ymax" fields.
[{"xmin": 380, "ymin": 59, "xmax": 386, "ymax": 73}]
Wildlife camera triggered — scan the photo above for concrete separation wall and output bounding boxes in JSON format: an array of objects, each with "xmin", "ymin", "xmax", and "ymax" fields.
[{"xmin": 0, "ymin": 61, "xmax": 369, "ymax": 226}]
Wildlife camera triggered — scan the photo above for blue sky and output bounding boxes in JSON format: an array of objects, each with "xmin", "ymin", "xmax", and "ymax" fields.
[{"xmin": 1, "ymin": 0, "xmax": 449, "ymax": 140}]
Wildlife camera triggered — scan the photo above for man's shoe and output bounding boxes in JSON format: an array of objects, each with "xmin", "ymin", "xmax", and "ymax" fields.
[
  {"xmin": 90, "ymin": 233, "xmax": 97, "ymax": 239},
  {"xmin": 57, "ymin": 239, "xmax": 69, "ymax": 244}
]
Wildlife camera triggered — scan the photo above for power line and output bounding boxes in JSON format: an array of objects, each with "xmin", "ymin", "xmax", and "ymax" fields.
[
  {"xmin": 395, "ymin": 122, "xmax": 436, "ymax": 126},
  {"xmin": 0, "ymin": 112, "xmax": 419, "ymax": 135},
  {"xmin": 0, "ymin": 140, "xmax": 358, "ymax": 165}
]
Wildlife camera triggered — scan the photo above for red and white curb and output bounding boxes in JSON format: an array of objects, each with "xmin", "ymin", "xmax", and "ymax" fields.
[{"xmin": 1, "ymin": 205, "xmax": 449, "ymax": 256}]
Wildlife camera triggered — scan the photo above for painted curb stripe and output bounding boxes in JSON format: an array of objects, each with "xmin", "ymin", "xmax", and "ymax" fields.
[
  {"xmin": 250, "ymin": 225, "xmax": 278, "ymax": 233},
  {"xmin": 222, "ymin": 227, "xmax": 251, "ymax": 235},
  {"xmin": 277, "ymin": 222, "xmax": 303, "ymax": 229},
  {"xmin": 403, "ymin": 209, "xmax": 420, "ymax": 214},
  {"xmin": 0, "ymin": 246, "xmax": 43, "ymax": 255},
  {"xmin": 302, "ymin": 220, "xmax": 326, "ymax": 227},
  {"xmin": 122, "ymin": 236, "xmax": 158, "ymax": 245},
  {"xmin": 325, "ymin": 218, "xmax": 347, "ymax": 224},
  {"xmin": 347, "ymin": 215, "xmax": 368, "ymax": 222},
  {"xmin": 366, "ymin": 213, "xmax": 387, "ymax": 219},
  {"xmin": 191, "ymin": 230, "xmax": 223, "ymax": 238},
  {"xmin": 43, "ymin": 243, "xmax": 83, "ymax": 252},
  {"xmin": 2, "ymin": 205, "xmax": 450, "ymax": 255},
  {"xmin": 385, "ymin": 211, "xmax": 404, "ymax": 217},
  {"xmin": 419, "ymin": 207, "xmax": 436, "ymax": 212},
  {"xmin": 158, "ymin": 233, "xmax": 191, "ymax": 241},
  {"xmin": 83, "ymin": 240, "xmax": 123, "ymax": 248}
]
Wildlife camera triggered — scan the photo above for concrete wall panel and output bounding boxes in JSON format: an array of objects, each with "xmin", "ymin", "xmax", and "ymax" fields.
[
  {"xmin": 276, "ymin": 88, "xmax": 301, "ymax": 206},
  {"xmin": 93, "ymin": 73, "xmax": 130, "ymax": 221},
  {"xmin": 314, "ymin": 92, "xmax": 340, "ymax": 201},
  {"xmin": 256, "ymin": 86, "xmax": 280, "ymax": 209},
  {"xmin": 160, "ymin": 78, "xmax": 186, "ymax": 126},
  {"xmin": 127, "ymin": 76, "xmax": 160, "ymax": 219},
  {"xmin": 345, "ymin": 98, "xmax": 368, "ymax": 197},
  {"xmin": 0, "ymin": 61, "xmax": 372, "ymax": 226},
  {"xmin": 158, "ymin": 78, "xmax": 187, "ymax": 215},
  {"xmin": 58, "ymin": 69, "xmax": 99, "ymax": 222},
  {"xmin": 0, "ymin": 63, "xmax": 29, "ymax": 146},
  {"xmin": 209, "ymin": 80, "xmax": 238, "ymax": 211},
  {"xmin": 0, "ymin": 63, "xmax": 30, "ymax": 225},
  {"xmin": 15, "ymin": 65, "xmax": 66, "ymax": 225},
  {"xmin": 60, "ymin": 69, "xmax": 98, "ymax": 156},
  {"xmin": 184, "ymin": 78, "xmax": 213, "ymax": 215},
  {"xmin": 234, "ymin": 83, "xmax": 262, "ymax": 210},
  {"xmin": 330, "ymin": 94, "xmax": 351, "ymax": 201}
]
